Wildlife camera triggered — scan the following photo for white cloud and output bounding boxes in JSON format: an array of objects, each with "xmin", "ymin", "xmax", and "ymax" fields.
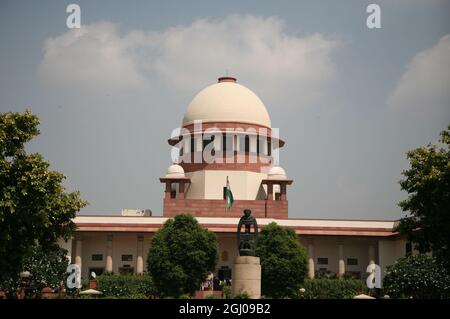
[
  {"xmin": 38, "ymin": 23, "xmax": 146, "ymax": 91},
  {"xmin": 387, "ymin": 34, "xmax": 450, "ymax": 116},
  {"xmin": 38, "ymin": 15, "xmax": 340, "ymax": 105}
]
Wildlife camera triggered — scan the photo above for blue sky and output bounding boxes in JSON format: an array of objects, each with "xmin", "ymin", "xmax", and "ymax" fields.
[{"xmin": 1, "ymin": 0, "xmax": 449, "ymax": 219}]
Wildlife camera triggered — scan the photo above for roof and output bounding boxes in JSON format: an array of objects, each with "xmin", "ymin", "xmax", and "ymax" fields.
[
  {"xmin": 74, "ymin": 215, "xmax": 398, "ymax": 237},
  {"xmin": 182, "ymin": 80, "xmax": 271, "ymax": 128}
]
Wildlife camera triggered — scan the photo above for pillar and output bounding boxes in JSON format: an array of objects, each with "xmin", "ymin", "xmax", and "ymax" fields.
[
  {"xmin": 75, "ymin": 237, "xmax": 82, "ymax": 273},
  {"xmin": 267, "ymin": 183, "xmax": 273, "ymax": 201},
  {"xmin": 178, "ymin": 182, "xmax": 185, "ymax": 199},
  {"xmin": 164, "ymin": 182, "xmax": 172, "ymax": 199},
  {"xmin": 368, "ymin": 244, "xmax": 376, "ymax": 265},
  {"xmin": 338, "ymin": 244, "xmax": 345, "ymax": 278},
  {"xmin": 232, "ymin": 256, "xmax": 261, "ymax": 299},
  {"xmin": 106, "ymin": 235, "xmax": 113, "ymax": 273},
  {"xmin": 280, "ymin": 183, "xmax": 287, "ymax": 200},
  {"xmin": 137, "ymin": 236, "xmax": 144, "ymax": 275},
  {"xmin": 308, "ymin": 244, "xmax": 315, "ymax": 279}
]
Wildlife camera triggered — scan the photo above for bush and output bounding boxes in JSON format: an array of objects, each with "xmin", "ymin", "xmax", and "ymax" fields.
[
  {"xmin": 234, "ymin": 291, "xmax": 250, "ymax": 299},
  {"xmin": 301, "ymin": 278, "xmax": 367, "ymax": 299},
  {"xmin": 97, "ymin": 274, "xmax": 156, "ymax": 298},
  {"xmin": 383, "ymin": 254, "xmax": 450, "ymax": 299},
  {"xmin": 256, "ymin": 222, "xmax": 308, "ymax": 298}
]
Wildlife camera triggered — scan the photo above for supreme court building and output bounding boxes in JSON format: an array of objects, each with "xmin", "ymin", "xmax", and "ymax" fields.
[{"xmin": 61, "ymin": 77, "xmax": 410, "ymax": 284}]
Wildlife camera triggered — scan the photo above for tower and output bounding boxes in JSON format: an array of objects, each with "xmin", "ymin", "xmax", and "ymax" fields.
[{"xmin": 160, "ymin": 77, "xmax": 292, "ymax": 218}]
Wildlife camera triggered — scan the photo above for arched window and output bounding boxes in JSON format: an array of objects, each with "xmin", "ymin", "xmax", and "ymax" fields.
[{"xmin": 244, "ymin": 135, "xmax": 250, "ymax": 153}]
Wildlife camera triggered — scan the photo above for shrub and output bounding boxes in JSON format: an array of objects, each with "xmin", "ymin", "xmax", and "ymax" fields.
[
  {"xmin": 256, "ymin": 222, "xmax": 308, "ymax": 298},
  {"xmin": 383, "ymin": 254, "xmax": 450, "ymax": 299},
  {"xmin": 301, "ymin": 278, "xmax": 367, "ymax": 299},
  {"xmin": 234, "ymin": 291, "xmax": 250, "ymax": 299},
  {"xmin": 97, "ymin": 274, "xmax": 156, "ymax": 298}
]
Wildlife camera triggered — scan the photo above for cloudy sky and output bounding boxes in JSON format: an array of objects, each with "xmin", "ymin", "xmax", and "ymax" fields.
[{"xmin": 1, "ymin": 0, "xmax": 449, "ymax": 219}]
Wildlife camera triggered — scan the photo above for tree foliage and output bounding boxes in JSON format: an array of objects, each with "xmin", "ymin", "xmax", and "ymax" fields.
[
  {"xmin": 396, "ymin": 126, "xmax": 450, "ymax": 270},
  {"xmin": 147, "ymin": 214, "xmax": 218, "ymax": 298},
  {"xmin": 383, "ymin": 254, "xmax": 450, "ymax": 299},
  {"xmin": 23, "ymin": 244, "xmax": 69, "ymax": 296},
  {"xmin": 256, "ymin": 222, "xmax": 308, "ymax": 298},
  {"xmin": 0, "ymin": 111, "xmax": 87, "ymax": 287},
  {"xmin": 1, "ymin": 244, "xmax": 70, "ymax": 297}
]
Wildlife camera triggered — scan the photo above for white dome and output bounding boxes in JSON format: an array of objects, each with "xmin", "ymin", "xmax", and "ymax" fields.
[
  {"xmin": 268, "ymin": 166, "xmax": 287, "ymax": 180},
  {"xmin": 182, "ymin": 78, "xmax": 271, "ymax": 128},
  {"xmin": 166, "ymin": 164, "xmax": 185, "ymax": 178}
]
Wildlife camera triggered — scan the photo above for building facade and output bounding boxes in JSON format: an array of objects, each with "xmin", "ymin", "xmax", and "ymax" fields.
[{"xmin": 66, "ymin": 77, "xmax": 409, "ymax": 284}]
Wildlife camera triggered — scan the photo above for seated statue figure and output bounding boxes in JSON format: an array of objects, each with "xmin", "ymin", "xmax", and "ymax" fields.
[{"xmin": 237, "ymin": 209, "xmax": 258, "ymax": 256}]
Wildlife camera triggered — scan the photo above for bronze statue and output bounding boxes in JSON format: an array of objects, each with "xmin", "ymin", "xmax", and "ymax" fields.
[{"xmin": 237, "ymin": 209, "xmax": 258, "ymax": 256}]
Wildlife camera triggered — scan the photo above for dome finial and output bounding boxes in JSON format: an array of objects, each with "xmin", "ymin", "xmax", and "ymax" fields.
[{"xmin": 218, "ymin": 76, "xmax": 237, "ymax": 83}]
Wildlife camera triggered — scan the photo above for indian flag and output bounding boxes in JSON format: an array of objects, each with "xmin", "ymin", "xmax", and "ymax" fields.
[{"xmin": 225, "ymin": 176, "xmax": 234, "ymax": 210}]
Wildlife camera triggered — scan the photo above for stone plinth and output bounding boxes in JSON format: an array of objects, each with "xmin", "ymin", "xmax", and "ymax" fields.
[{"xmin": 232, "ymin": 256, "xmax": 261, "ymax": 299}]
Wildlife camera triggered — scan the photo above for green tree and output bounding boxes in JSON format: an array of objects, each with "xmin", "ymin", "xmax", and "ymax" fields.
[
  {"xmin": 147, "ymin": 214, "xmax": 218, "ymax": 298},
  {"xmin": 256, "ymin": 222, "xmax": 308, "ymax": 298},
  {"xmin": 383, "ymin": 254, "xmax": 450, "ymax": 299},
  {"xmin": 396, "ymin": 126, "xmax": 450, "ymax": 271},
  {"xmin": 22, "ymin": 244, "xmax": 69, "ymax": 296},
  {"xmin": 0, "ymin": 111, "xmax": 87, "ymax": 288}
]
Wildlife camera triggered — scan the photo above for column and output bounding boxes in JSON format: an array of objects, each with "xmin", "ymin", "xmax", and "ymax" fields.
[
  {"xmin": 280, "ymin": 183, "xmax": 287, "ymax": 200},
  {"xmin": 338, "ymin": 244, "xmax": 345, "ymax": 278},
  {"xmin": 308, "ymin": 244, "xmax": 315, "ymax": 279},
  {"xmin": 106, "ymin": 235, "xmax": 113, "ymax": 273},
  {"xmin": 178, "ymin": 182, "xmax": 185, "ymax": 199},
  {"xmin": 75, "ymin": 237, "xmax": 82, "ymax": 273},
  {"xmin": 137, "ymin": 236, "xmax": 144, "ymax": 275},
  {"xmin": 267, "ymin": 183, "xmax": 273, "ymax": 201},
  {"xmin": 262, "ymin": 138, "xmax": 268, "ymax": 156},
  {"xmin": 368, "ymin": 244, "xmax": 376, "ymax": 265}
]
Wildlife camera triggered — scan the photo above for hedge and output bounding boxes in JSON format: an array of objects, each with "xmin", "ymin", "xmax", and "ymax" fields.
[
  {"xmin": 96, "ymin": 274, "xmax": 157, "ymax": 298},
  {"xmin": 301, "ymin": 278, "xmax": 367, "ymax": 299}
]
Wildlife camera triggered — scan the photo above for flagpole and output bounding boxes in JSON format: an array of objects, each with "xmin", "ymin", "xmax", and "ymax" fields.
[{"xmin": 225, "ymin": 176, "xmax": 228, "ymax": 212}]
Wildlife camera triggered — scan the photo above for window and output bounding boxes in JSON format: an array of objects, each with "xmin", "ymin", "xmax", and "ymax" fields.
[
  {"xmin": 244, "ymin": 136, "xmax": 250, "ymax": 153},
  {"xmin": 317, "ymin": 257, "xmax": 328, "ymax": 265},
  {"xmin": 222, "ymin": 135, "xmax": 227, "ymax": 151},
  {"xmin": 91, "ymin": 254, "xmax": 103, "ymax": 261},
  {"xmin": 121, "ymin": 254, "xmax": 133, "ymax": 262},
  {"xmin": 190, "ymin": 136, "xmax": 195, "ymax": 153},
  {"xmin": 218, "ymin": 266, "xmax": 232, "ymax": 281},
  {"xmin": 347, "ymin": 258, "xmax": 358, "ymax": 266},
  {"xmin": 203, "ymin": 135, "xmax": 214, "ymax": 150}
]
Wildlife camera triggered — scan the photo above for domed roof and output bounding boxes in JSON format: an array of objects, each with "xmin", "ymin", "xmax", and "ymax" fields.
[
  {"xmin": 182, "ymin": 77, "xmax": 271, "ymax": 128},
  {"xmin": 165, "ymin": 164, "xmax": 185, "ymax": 178},
  {"xmin": 268, "ymin": 166, "xmax": 287, "ymax": 180}
]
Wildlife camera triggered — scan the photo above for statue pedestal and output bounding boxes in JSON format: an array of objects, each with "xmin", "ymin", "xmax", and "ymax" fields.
[{"xmin": 232, "ymin": 256, "xmax": 261, "ymax": 299}]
